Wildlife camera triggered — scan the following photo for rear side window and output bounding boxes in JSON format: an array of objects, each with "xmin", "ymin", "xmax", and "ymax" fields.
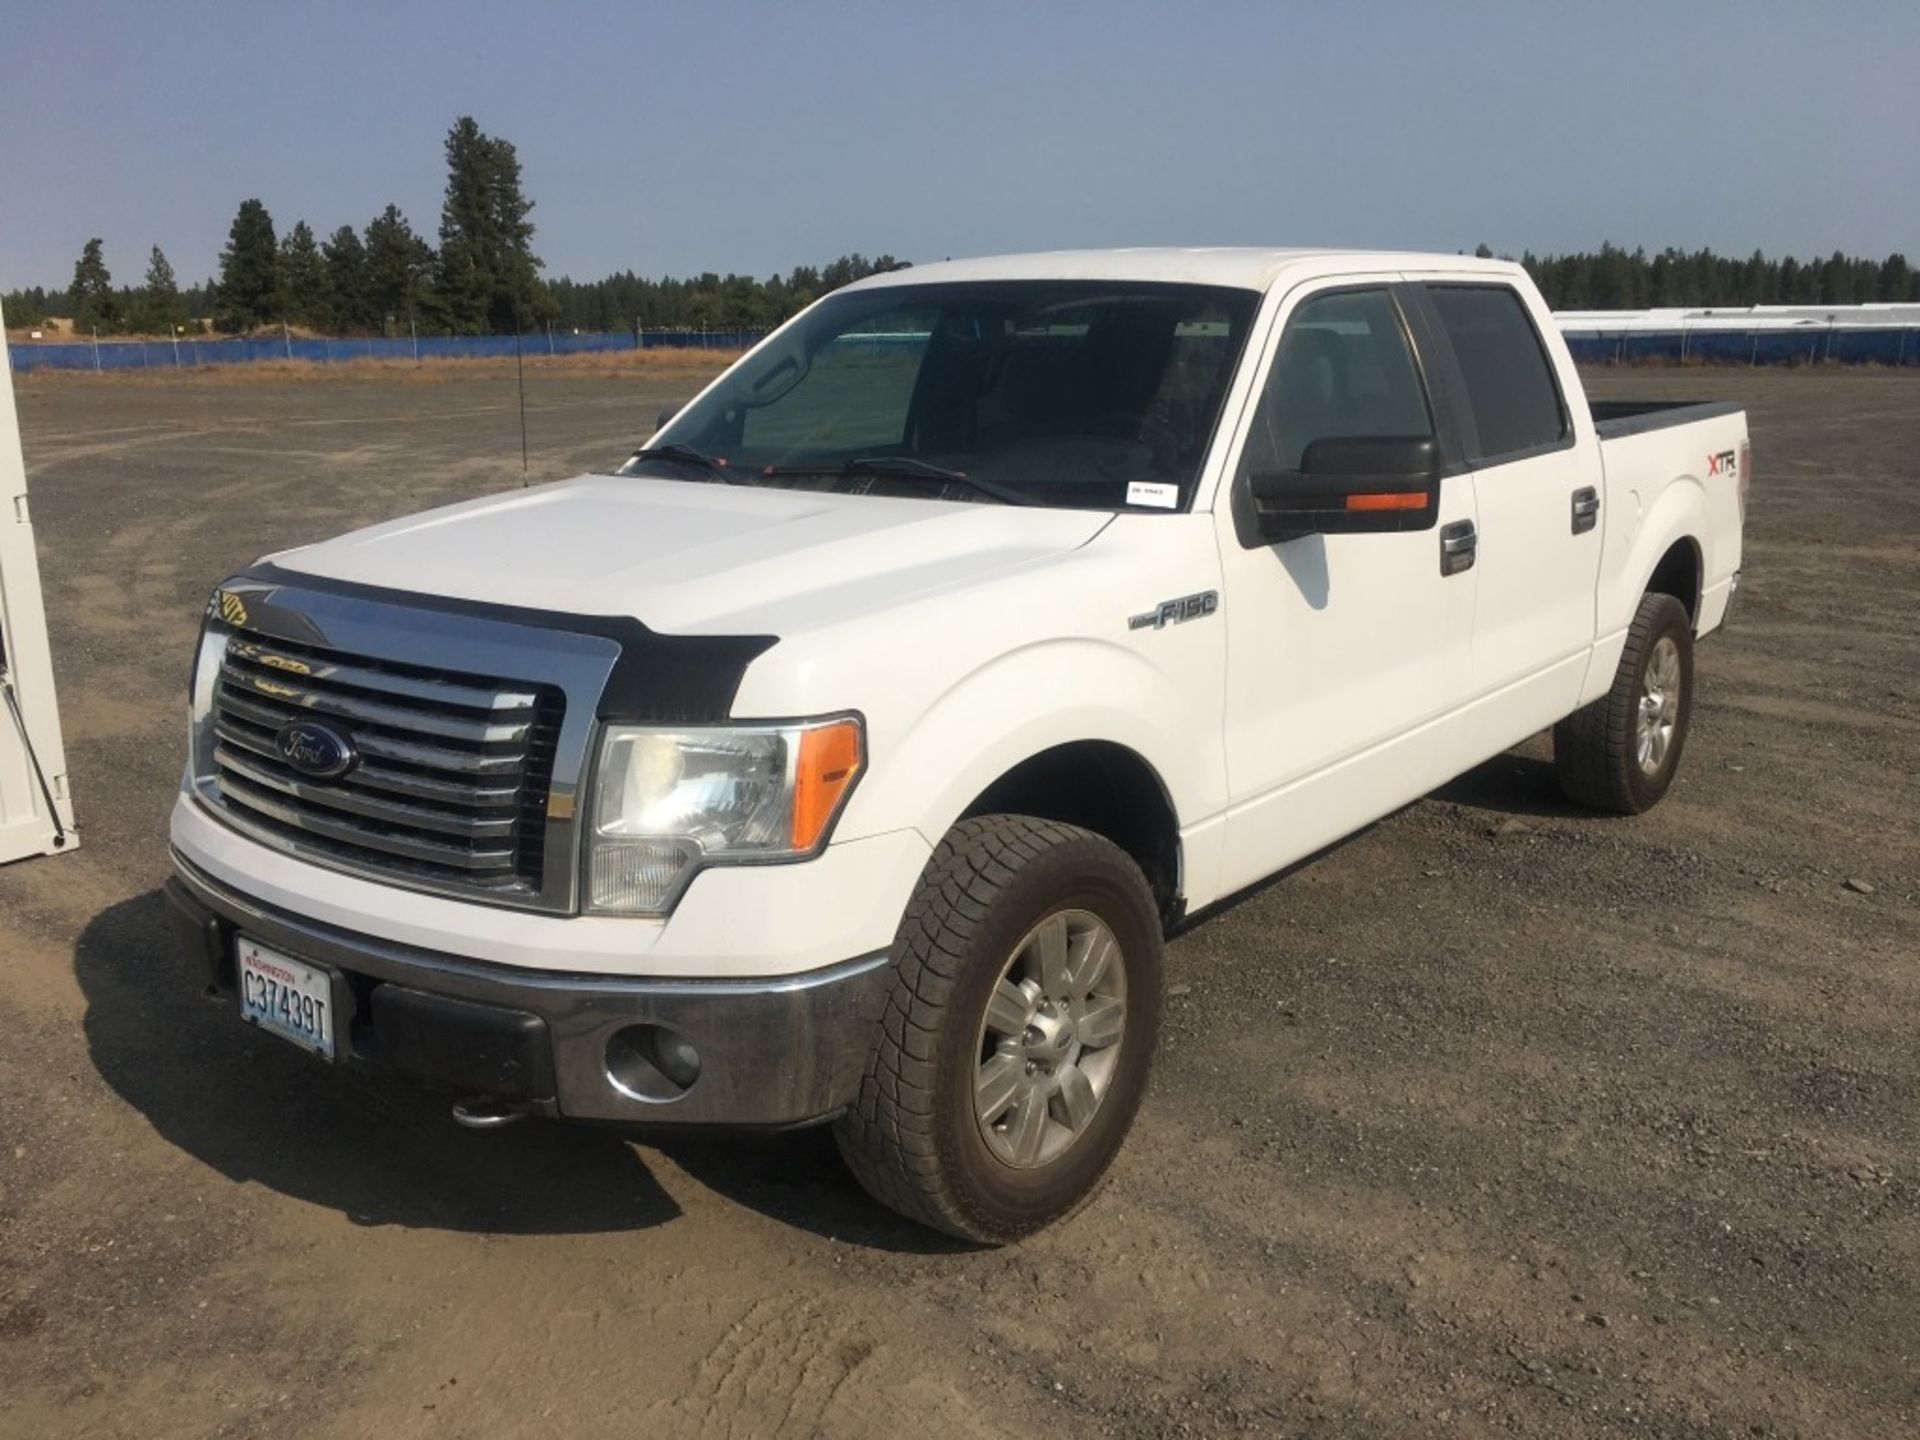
[{"xmin": 1425, "ymin": 284, "xmax": 1567, "ymax": 462}]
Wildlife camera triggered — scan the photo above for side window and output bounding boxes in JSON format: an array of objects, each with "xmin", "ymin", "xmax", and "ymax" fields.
[
  {"xmin": 1424, "ymin": 284, "xmax": 1568, "ymax": 462},
  {"xmin": 1238, "ymin": 288, "xmax": 1433, "ymax": 477}
]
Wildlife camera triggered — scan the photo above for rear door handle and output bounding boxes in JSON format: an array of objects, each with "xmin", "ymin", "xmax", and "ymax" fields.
[
  {"xmin": 1571, "ymin": 486, "xmax": 1600, "ymax": 534},
  {"xmin": 1439, "ymin": 519, "xmax": 1476, "ymax": 577}
]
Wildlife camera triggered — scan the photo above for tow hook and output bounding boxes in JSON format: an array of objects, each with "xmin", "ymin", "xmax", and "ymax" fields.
[{"xmin": 451, "ymin": 1096, "xmax": 526, "ymax": 1130}]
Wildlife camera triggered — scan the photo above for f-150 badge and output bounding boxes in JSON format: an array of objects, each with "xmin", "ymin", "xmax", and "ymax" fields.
[{"xmin": 1129, "ymin": 590, "xmax": 1219, "ymax": 631}]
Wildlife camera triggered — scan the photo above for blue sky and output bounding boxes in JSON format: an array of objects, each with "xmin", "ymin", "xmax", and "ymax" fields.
[{"xmin": 2, "ymin": 0, "xmax": 1914, "ymax": 290}]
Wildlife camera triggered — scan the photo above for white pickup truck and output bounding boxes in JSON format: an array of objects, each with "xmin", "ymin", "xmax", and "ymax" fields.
[{"xmin": 168, "ymin": 249, "xmax": 1747, "ymax": 1241}]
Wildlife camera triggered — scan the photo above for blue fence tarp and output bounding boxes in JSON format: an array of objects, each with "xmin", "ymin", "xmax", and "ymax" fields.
[
  {"xmin": 1561, "ymin": 327, "xmax": 1920, "ymax": 367},
  {"xmin": 5, "ymin": 329, "xmax": 768, "ymax": 373},
  {"xmin": 12, "ymin": 324, "xmax": 1919, "ymax": 373}
]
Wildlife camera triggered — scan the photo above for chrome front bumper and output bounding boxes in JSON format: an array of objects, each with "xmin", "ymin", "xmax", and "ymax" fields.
[{"xmin": 165, "ymin": 852, "xmax": 892, "ymax": 1128}]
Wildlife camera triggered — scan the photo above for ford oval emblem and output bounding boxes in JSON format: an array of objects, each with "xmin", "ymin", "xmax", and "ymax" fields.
[{"xmin": 275, "ymin": 719, "xmax": 359, "ymax": 780}]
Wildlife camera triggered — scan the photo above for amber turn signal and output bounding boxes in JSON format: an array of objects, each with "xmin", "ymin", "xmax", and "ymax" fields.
[
  {"xmin": 791, "ymin": 719, "xmax": 864, "ymax": 849},
  {"xmin": 1344, "ymin": 491, "xmax": 1429, "ymax": 512}
]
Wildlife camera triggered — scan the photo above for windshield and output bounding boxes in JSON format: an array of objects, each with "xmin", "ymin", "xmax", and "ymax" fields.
[{"xmin": 621, "ymin": 280, "xmax": 1261, "ymax": 510}]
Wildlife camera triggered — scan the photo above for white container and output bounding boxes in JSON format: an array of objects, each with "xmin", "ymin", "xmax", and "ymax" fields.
[{"xmin": 0, "ymin": 296, "xmax": 77, "ymax": 863}]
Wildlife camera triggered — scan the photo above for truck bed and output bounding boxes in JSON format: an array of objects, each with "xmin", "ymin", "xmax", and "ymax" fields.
[
  {"xmin": 1589, "ymin": 398, "xmax": 1745, "ymax": 441},
  {"xmin": 1586, "ymin": 394, "xmax": 1747, "ymax": 647}
]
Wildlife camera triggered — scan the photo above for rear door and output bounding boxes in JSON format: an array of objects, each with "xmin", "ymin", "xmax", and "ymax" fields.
[{"xmin": 1406, "ymin": 282, "xmax": 1603, "ymax": 721}]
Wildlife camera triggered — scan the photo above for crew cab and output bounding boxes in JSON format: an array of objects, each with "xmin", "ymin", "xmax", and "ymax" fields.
[{"xmin": 167, "ymin": 249, "xmax": 1747, "ymax": 1241}]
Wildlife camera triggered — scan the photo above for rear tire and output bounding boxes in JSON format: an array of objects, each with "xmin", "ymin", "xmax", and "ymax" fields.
[
  {"xmin": 1554, "ymin": 591, "xmax": 1694, "ymax": 814},
  {"xmin": 835, "ymin": 815, "xmax": 1165, "ymax": 1243}
]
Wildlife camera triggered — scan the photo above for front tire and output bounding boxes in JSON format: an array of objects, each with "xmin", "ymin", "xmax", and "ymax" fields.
[
  {"xmin": 1554, "ymin": 591, "xmax": 1695, "ymax": 814},
  {"xmin": 835, "ymin": 815, "xmax": 1165, "ymax": 1243}
]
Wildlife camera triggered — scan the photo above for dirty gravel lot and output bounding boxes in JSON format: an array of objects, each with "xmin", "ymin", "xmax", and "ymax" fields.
[{"xmin": 0, "ymin": 361, "xmax": 1914, "ymax": 1438}]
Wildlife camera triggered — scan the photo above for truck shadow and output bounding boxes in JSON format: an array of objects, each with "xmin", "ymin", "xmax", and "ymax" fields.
[
  {"xmin": 73, "ymin": 891, "xmax": 958, "ymax": 1251},
  {"xmin": 650, "ymin": 1133, "xmax": 974, "ymax": 1254},
  {"xmin": 75, "ymin": 892, "xmax": 680, "ymax": 1234},
  {"xmin": 1432, "ymin": 749, "xmax": 1589, "ymax": 820}
]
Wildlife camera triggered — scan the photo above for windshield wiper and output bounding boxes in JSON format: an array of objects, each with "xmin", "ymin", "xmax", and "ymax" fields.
[
  {"xmin": 626, "ymin": 443, "xmax": 752, "ymax": 485},
  {"xmin": 761, "ymin": 456, "xmax": 1038, "ymax": 507}
]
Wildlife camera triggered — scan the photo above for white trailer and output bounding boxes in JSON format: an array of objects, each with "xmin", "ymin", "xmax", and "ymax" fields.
[{"xmin": 0, "ymin": 297, "xmax": 77, "ymax": 863}]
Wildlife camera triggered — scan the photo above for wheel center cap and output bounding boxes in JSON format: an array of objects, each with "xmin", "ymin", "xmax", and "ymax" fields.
[{"xmin": 1024, "ymin": 1006, "xmax": 1075, "ymax": 1058}]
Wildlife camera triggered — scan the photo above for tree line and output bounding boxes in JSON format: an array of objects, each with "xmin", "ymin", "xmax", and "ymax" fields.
[
  {"xmin": 545, "ymin": 255, "xmax": 911, "ymax": 333},
  {"xmin": 5, "ymin": 245, "xmax": 911, "ymax": 339},
  {"xmin": 1481, "ymin": 242, "xmax": 1917, "ymax": 311},
  {"xmin": 7, "ymin": 118, "xmax": 543, "ymax": 338},
  {"xmin": 2, "ymin": 113, "xmax": 907, "ymax": 340},
  {"xmin": 9, "ymin": 121, "xmax": 1912, "ymax": 338}
]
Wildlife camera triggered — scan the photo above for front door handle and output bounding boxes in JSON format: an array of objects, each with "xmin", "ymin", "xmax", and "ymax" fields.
[
  {"xmin": 1571, "ymin": 486, "xmax": 1600, "ymax": 534},
  {"xmin": 1439, "ymin": 519, "xmax": 1476, "ymax": 577}
]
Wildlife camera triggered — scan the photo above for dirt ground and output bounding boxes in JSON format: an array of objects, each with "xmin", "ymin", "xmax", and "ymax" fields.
[{"xmin": 0, "ymin": 363, "xmax": 1914, "ymax": 1438}]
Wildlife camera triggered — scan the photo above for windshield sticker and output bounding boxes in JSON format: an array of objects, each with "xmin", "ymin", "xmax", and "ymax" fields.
[{"xmin": 1126, "ymin": 481, "xmax": 1178, "ymax": 509}]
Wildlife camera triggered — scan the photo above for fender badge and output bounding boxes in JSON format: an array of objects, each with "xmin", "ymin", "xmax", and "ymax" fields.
[{"xmin": 1129, "ymin": 590, "xmax": 1219, "ymax": 631}]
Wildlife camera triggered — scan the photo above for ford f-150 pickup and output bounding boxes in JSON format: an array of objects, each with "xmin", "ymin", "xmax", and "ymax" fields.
[{"xmin": 167, "ymin": 249, "xmax": 1747, "ymax": 1241}]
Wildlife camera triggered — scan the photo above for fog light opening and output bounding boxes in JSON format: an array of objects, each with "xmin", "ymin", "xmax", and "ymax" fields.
[{"xmin": 606, "ymin": 1024, "xmax": 703, "ymax": 1103}]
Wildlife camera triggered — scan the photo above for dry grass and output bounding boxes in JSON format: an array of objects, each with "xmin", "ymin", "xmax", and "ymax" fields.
[{"xmin": 11, "ymin": 346, "xmax": 745, "ymax": 387}]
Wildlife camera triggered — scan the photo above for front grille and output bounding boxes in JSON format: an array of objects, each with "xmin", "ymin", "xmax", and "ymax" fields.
[{"xmin": 207, "ymin": 629, "xmax": 565, "ymax": 900}]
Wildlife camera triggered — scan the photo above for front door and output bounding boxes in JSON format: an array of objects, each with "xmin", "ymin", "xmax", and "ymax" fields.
[{"xmin": 1213, "ymin": 281, "xmax": 1479, "ymax": 896}]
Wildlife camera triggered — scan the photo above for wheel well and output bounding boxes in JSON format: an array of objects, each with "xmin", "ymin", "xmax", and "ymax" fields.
[
  {"xmin": 961, "ymin": 741, "xmax": 1181, "ymax": 918},
  {"xmin": 1647, "ymin": 537, "xmax": 1702, "ymax": 623}
]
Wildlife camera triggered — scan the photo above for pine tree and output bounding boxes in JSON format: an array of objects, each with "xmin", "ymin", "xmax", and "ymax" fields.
[
  {"xmin": 434, "ymin": 116, "xmax": 545, "ymax": 333},
  {"xmin": 364, "ymin": 205, "xmax": 434, "ymax": 334},
  {"xmin": 321, "ymin": 225, "xmax": 371, "ymax": 332},
  {"xmin": 1819, "ymin": 250, "xmax": 1855, "ymax": 305},
  {"xmin": 136, "ymin": 245, "xmax": 187, "ymax": 332},
  {"xmin": 180, "ymin": 278, "xmax": 214, "ymax": 324},
  {"xmin": 1702, "ymin": 251, "xmax": 1726, "ymax": 304},
  {"xmin": 1594, "ymin": 242, "xmax": 1638, "ymax": 308},
  {"xmin": 69, "ymin": 238, "xmax": 119, "ymax": 333},
  {"xmin": 1881, "ymin": 253, "xmax": 1913, "ymax": 303},
  {"xmin": 279, "ymin": 222, "xmax": 328, "ymax": 329},
  {"xmin": 1777, "ymin": 257, "xmax": 1802, "ymax": 305},
  {"xmin": 214, "ymin": 199, "xmax": 281, "ymax": 331}
]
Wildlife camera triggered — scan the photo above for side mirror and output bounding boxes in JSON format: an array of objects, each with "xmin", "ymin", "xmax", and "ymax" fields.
[
  {"xmin": 656, "ymin": 400, "xmax": 691, "ymax": 432},
  {"xmin": 1248, "ymin": 435, "xmax": 1439, "ymax": 542}
]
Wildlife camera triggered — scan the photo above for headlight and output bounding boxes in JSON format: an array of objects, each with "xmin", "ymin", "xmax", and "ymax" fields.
[
  {"xmin": 586, "ymin": 716, "xmax": 863, "ymax": 915},
  {"xmin": 187, "ymin": 623, "xmax": 231, "ymax": 786}
]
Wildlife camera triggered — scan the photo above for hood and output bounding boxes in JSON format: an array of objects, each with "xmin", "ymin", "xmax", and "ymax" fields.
[{"xmin": 271, "ymin": 474, "xmax": 1112, "ymax": 636}]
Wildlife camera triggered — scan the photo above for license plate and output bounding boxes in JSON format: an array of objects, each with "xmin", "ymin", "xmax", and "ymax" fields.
[{"xmin": 237, "ymin": 937, "xmax": 337, "ymax": 1060}]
